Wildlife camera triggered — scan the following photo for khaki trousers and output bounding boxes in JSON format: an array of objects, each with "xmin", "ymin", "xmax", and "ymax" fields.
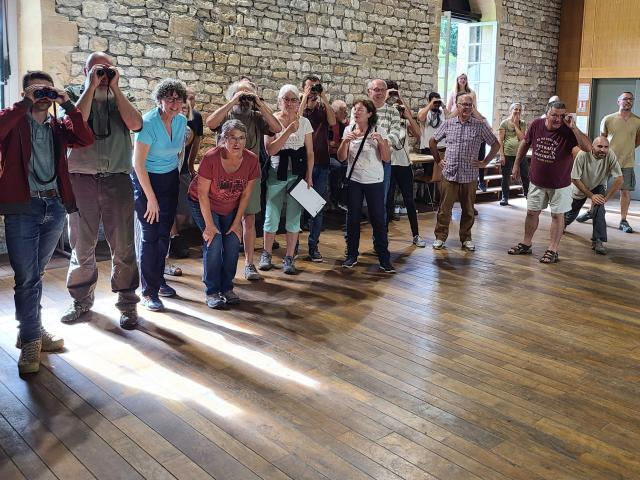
[{"xmin": 434, "ymin": 178, "xmax": 477, "ymax": 243}]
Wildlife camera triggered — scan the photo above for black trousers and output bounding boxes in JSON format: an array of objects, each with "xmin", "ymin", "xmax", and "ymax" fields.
[
  {"xmin": 386, "ymin": 165, "xmax": 419, "ymax": 237},
  {"xmin": 564, "ymin": 185, "xmax": 608, "ymax": 242}
]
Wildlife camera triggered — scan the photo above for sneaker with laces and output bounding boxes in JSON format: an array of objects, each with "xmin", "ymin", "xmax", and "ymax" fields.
[
  {"xmin": 119, "ymin": 310, "xmax": 139, "ymax": 329},
  {"xmin": 141, "ymin": 296, "xmax": 164, "ymax": 312},
  {"xmin": 282, "ymin": 255, "xmax": 296, "ymax": 274},
  {"xmin": 60, "ymin": 301, "xmax": 91, "ymax": 324},
  {"xmin": 619, "ymin": 219, "xmax": 634, "ymax": 233},
  {"xmin": 18, "ymin": 339, "xmax": 42, "ymax": 375},
  {"xmin": 16, "ymin": 327, "xmax": 64, "ymax": 351},
  {"xmin": 206, "ymin": 293, "xmax": 227, "ymax": 309},
  {"xmin": 342, "ymin": 256, "xmax": 358, "ymax": 268},
  {"xmin": 462, "ymin": 240, "xmax": 476, "ymax": 251},
  {"xmin": 499, "ymin": 198, "xmax": 509, "ymax": 206},
  {"xmin": 432, "ymin": 239, "xmax": 445, "ymax": 250},
  {"xmin": 593, "ymin": 240, "xmax": 607, "ymax": 255},
  {"xmin": 244, "ymin": 263, "xmax": 262, "ymax": 280},
  {"xmin": 379, "ymin": 262, "xmax": 396, "ymax": 273},
  {"xmin": 222, "ymin": 289, "xmax": 240, "ymax": 305},
  {"xmin": 576, "ymin": 210, "xmax": 593, "ymax": 223},
  {"xmin": 258, "ymin": 250, "xmax": 273, "ymax": 270},
  {"xmin": 412, "ymin": 235, "xmax": 426, "ymax": 248},
  {"xmin": 308, "ymin": 247, "xmax": 324, "ymax": 262},
  {"xmin": 158, "ymin": 282, "xmax": 176, "ymax": 297}
]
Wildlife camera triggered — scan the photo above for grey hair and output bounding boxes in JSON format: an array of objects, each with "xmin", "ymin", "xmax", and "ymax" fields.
[
  {"xmin": 152, "ymin": 78, "xmax": 187, "ymax": 106},
  {"xmin": 546, "ymin": 100, "xmax": 566, "ymax": 112},
  {"xmin": 220, "ymin": 119, "xmax": 247, "ymax": 138},
  {"xmin": 367, "ymin": 79, "xmax": 387, "ymax": 90},
  {"xmin": 331, "ymin": 99, "xmax": 348, "ymax": 111},
  {"xmin": 509, "ymin": 102, "xmax": 523, "ymax": 113},
  {"xmin": 277, "ymin": 84, "xmax": 300, "ymax": 101},
  {"xmin": 225, "ymin": 80, "xmax": 256, "ymax": 101}
]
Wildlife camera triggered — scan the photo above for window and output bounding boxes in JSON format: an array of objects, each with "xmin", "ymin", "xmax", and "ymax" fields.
[{"xmin": 1, "ymin": 0, "xmax": 14, "ymax": 109}]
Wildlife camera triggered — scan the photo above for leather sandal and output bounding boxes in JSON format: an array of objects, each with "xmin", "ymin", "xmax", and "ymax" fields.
[
  {"xmin": 507, "ymin": 243, "xmax": 532, "ymax": 255},
  {"xmin": 539, "ymin": 250, "xmax": 559, "ymax": 264}
]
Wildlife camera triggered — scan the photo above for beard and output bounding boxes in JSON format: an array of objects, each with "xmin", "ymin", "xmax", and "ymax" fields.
[
  {"xmin": 93, "ymin": 86, "xmax": 109, "ymax": 102},
  {"xmin": 232, "ymin": 103, "xmax": 251, "ymax": 115}
]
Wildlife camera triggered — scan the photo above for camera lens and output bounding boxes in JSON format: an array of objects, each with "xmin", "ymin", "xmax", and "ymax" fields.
[{"xmin": 311, "ymin": 84, "xmax": 323, "ymax": 94}]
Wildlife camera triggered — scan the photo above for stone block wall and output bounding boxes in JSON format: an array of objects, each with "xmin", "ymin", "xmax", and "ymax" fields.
[
  {"xmin": 495, "ymin": 0, "xmax": 563, "ymax": 124},
  {"xmin": 54, "ymin": 0, "xmax": 441, "ymax": 151}
]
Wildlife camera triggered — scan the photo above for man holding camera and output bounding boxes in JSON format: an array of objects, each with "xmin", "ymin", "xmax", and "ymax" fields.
[
  {"xmin": 60, "ymin": 52, "xmax": 143, "ymax": 329},
  {"xmin": 298, "ymin": 75, "xmax": 336, "ymax": 261},
  {"xmin": 0, "ymin": 71, "xmax": 94, "ymax": 374},
  {"xmin": 206, "ymin": 79, "xmax": 282, "ymax": 280},
  {"xmin": 509, "ymin": 101, "xmax": 592, "ymax": 263}
]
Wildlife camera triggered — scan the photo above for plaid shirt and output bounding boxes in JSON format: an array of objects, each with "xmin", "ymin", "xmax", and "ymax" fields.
[{"xmin": 433, "ymin": 116, "xmax": 498, "ymax": 183}]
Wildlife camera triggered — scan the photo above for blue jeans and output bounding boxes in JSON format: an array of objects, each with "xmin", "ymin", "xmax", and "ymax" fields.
[
  {"xmin": 131, "ymin": 170, "xmax": 178, "ymax": 299},
  {"xmin": 346, "ymin": 181, "xmax": 390, "ymax": 264},
  {"xmin": 190, "ymin": 199, "xmax": 240, "ymax": 295},
  {"xmin": 4, "ymin": 197, "xmax": 66, "ymax": 343},
  {"xmin": 308, "ymin": 164, "xmax": 329, "ymax": 250}
]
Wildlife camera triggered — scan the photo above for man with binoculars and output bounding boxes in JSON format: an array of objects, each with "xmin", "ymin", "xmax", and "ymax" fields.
[
  {"xmin": 59, "ymin": 52, "xmax": 144, "ymax": 329},
  {"xmin": 0, "ymin": 70, "xmax": 94, "ymax": 374}
]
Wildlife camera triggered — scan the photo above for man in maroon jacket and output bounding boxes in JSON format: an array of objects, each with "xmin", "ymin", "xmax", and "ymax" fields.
[{"xmin": 0, "ymin": 70, "xmax": 94, "ymax": 375}]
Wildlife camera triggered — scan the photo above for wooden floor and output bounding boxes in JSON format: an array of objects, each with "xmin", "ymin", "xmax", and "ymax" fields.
[{"xmin": 1, "ymin": 198, "xmax": 640, "ymax": 480}]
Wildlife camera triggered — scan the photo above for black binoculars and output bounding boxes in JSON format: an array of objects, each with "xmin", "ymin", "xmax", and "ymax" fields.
[
  {"xmin": 239, "ymin": 94, "xmax": 255, "ymax": 102},
  {"xmin": 33, "ymin": 88, "xmax": 59, "ymax": 100},
  {"xmin": 96, "ymin": 68, "xmax": 116, "ymax": 80}
]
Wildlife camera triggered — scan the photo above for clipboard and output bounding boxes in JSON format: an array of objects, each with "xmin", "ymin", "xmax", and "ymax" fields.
[{"xmin": 287, "ymin": 178, "xmax": 326, "ymax": 218}]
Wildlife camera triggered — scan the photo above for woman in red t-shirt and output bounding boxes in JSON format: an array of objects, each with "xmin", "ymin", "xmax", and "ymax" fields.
[{"xmin": 188, "ymin": 119, "xmax": 260, "ymax": 309}]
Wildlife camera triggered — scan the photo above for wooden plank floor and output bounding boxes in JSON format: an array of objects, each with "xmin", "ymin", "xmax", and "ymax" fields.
[{"xmin": 1, "ymin": 197, "xmax": 640, "ymax": 480}]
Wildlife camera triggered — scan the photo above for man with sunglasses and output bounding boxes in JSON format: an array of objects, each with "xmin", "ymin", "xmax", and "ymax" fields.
[
  {"xmin": 59, "ymin": 52, "xmax": 143, "ymax": 329},
  {"xmin": 600, "ymin": 92, "xmax": 640, "ymax": 233},
  {"xmin": 0, "ymin": 70, "xmax": 94, "ymax": 374},
  {"xmin": 509, "ymin": 101, "xmax": 592, "ymax": 263}
]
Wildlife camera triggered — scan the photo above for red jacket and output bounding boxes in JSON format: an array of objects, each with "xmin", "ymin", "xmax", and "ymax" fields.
[{"xmin": 0, "ymin": 98, "xmax": 94, "ymax": 214}]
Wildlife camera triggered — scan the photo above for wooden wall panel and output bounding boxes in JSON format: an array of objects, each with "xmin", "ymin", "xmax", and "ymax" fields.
[
  {"xmin": 556, "ymin": 0, "xmax": 584, "ymax": 112},
  {"xmin": 580, "ymin": 0, "xmax": 640, "ymax": 79}
]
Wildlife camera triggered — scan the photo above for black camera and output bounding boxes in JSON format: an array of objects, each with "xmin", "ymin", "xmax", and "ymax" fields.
[
  {"xmin": 310, "ymin": 83, "xmax": 323, "ymax": 94},
  {"xmin": 96, "ymin": 68, "xmax": 116, "ymax": 80},
  {"xmin": 386, "ymin": 89, "xmax": 400, "ymax": 106},
  {"xmin": 33, "ymin": 88, "xmax": 59, "ymax": 100},
  {"xmin": 395, "ymin": 104, "xmax": 406, "ymax": 115}
]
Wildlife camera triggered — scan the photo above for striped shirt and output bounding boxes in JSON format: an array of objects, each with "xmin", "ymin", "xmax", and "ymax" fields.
[{"xmin": 433, "ymin": 116, "xmax": 497, "ymax": 183}]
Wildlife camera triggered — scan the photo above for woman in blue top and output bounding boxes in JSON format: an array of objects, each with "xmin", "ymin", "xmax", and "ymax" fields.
[{"xmin": 132, "ymin": 78, "xmax": 187, "ymax": 311}]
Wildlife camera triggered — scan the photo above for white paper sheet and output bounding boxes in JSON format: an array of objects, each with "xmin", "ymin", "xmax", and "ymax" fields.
[{"xmin": 287, "ymin": 178, "xmax": 326, "ymax": 218}]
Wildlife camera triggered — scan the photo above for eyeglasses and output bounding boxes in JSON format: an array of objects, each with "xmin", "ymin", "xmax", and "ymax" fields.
[
  {"xmin": 369, "ymin": 88, "xmax": 386, "ymax": 93},
  {"xmin": 283, "ymin": 97, "xmax": 300, "ymax": 104},
  {"xmin": 620, "ymin": 97, "xmax": 634, "ymax": 102},
  {"xmin": 457, "ymin": 102, "xmax": 473, "ymax": 108},
  {"xmin": 226, "ymin": 136, "xmax": 246, "ymax": 143},
  {"xmin": 162, "ymin": 97, "xmax": 184, "ymax": 104}
]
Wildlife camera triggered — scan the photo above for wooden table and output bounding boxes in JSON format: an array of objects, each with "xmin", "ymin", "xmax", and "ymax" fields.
[{"xmin": 409, "ymin": 153, "xmax": 435, "ymax": 165}]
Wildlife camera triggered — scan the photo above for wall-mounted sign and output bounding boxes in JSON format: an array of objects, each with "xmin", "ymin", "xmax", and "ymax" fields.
[{"xmin": 578, "ymin": 83, "xmax": 591, "ymax": 101}]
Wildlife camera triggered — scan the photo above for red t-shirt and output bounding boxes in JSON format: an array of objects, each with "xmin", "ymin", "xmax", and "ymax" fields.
[
  {"xmin": 188, "ymin": 147, "xmax": 260, "ymax": 216},
  {"xmin": 526, "ymin": 118, "xmax": 578, "ymax": 189}
]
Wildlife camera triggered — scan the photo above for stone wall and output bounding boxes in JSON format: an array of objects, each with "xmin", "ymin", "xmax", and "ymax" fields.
[
  {"xmin": 54, "ymin": 0, "xmax": 441, "ymax": 151},
  {"xmin": 495, "ymin": 0, "xmax": 563, "ymax": 124}
]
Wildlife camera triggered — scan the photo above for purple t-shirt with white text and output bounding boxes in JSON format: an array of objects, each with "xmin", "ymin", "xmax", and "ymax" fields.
[{"xmin": 526, "ymin": 118, "xmax": 578, "ymax": 189}]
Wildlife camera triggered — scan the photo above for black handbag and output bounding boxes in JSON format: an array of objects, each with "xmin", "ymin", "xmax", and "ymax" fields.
[{"xmin": 338, "ymin": 124, "xmax": 372, "ymax": 205}]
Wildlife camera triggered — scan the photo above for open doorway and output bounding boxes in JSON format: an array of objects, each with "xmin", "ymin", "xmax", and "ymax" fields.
[{"xmin": 438, "ymin": 8, "xmax": 497, "ymax": 123}]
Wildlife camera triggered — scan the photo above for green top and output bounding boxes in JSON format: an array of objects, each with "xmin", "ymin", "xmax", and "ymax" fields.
[
  {"xmin": 27, "ymin": 112, "xmax": 58, "ymax": 193},
  {"xmin": 63, "ymin": 85, "xmax": 135, "ymax": 175},
  {"xmin": 499, "ymin": 118, "xmax": 527, "ymax": 157}
]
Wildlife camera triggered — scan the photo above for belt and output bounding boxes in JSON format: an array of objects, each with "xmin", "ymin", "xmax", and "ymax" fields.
[
  {"xmin": 95, "ymin": 172, "xmax": 116, "ymax": 178},
  {"xmin": 31, "ymin": 189, "xmax": 59, "ymax": 198}
]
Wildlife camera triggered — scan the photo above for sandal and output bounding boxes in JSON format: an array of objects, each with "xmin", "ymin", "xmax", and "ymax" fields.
[
  {"xmin": 539, "ymin": 250, "xmax": 559, "ymax": 264},
  {"xmin": 508, "ymin": 243, "xmax": 532, "ymax": 255},
  {"xmin": 164, "ymin": 264, "xmax": 183, "ymax": 276}
]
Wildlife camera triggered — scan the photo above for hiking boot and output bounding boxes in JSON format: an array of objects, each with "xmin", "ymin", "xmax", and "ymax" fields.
[
  {"xmin": 119, "ymin": 310, "xmax": 139, "ymax": 330},
  {"xmin": 244, "ymin": 263, "xmax": 262, "ymax": 280},
  {"xmin": 60, "ymin": 301, "xmax": 90, "ymax": 324},
  {"xmin": 16, "ymin": 327, "xmax": 64, "ymax": 352},
  {"xmin": 222, "ymin": 289, "xmax": 240, "ymax": 305},
  {"xmin": 258, "ymin": 250, "xmax": 273, "ymax": 271},
  {"xmin": 18, "ymin": 339, "xmax": 42, "ymax": 375},
  {"xmin": 282, "ymin": 255, "xmax": 296, "ymax": 274},
  {"xmin": 593, "ymin": 240, "xmax": 607, "ymax": 255},
  {"xmin": 206, "ymin": 293, "xmax": 227, "ymax": 309}
]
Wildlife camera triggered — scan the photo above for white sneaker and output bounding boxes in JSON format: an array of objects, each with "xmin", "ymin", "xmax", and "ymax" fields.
[
  {"xmin": 462, "ymin": 240, "xmax": 476, "ymax": 251},
  {"xmin": 432, "ymin": 239, "xmax": 445, "ymax": 250},
  {"xmin": 412, "ymin": 235, "xmax": 427, "ymax": 248}
]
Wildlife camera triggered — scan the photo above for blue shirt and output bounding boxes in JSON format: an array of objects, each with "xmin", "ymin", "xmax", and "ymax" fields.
[{"xmin": 136, "ymin": 108, "xmax": 187, "ymax": 174}]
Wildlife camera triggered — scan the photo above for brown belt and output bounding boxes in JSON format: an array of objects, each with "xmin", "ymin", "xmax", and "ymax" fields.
[{"xmin": 30, "ymin": 189, "xmax": 59, "ymax": 198}]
